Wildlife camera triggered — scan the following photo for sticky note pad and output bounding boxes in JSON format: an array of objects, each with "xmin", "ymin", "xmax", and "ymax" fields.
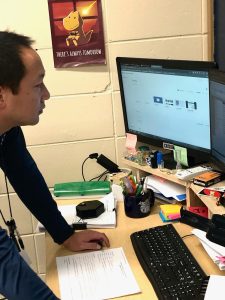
[{"xmin": 160, "ymin": 204, "xmax": 182, "ymax": 218}]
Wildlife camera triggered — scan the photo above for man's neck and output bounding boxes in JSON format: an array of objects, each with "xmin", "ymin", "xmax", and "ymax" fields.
[{"xmin": 0, "ymin": 123, "xmax": 13, "ymax": 135}]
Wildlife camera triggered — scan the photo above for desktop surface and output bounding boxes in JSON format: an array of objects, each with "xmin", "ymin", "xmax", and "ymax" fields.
[{"xmin": 46, "ymin": 201, "xmax": 225, "ymax": 299}]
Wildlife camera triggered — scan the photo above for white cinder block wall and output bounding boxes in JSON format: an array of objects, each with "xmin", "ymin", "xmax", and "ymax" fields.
[{"xmin": 0, "ymin": 0, "xmax": 213, "ymax": 283}]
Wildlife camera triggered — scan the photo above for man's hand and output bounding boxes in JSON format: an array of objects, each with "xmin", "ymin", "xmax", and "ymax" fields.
[{"xmin": 62, "ymin": 230, "xmax": 110, "ymax": 251}]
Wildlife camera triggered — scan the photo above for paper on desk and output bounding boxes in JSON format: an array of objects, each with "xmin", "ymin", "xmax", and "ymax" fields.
[
  {"xmin": 192, "ymin": 229, "xmax": 225, "ymax": 257},
  {"xmin": 200, "ymin": 240, "xmax": 225, "ymax": 270},
  {"xmin": 37, "ymin": 192, "xmax": 116, "ymax": 231},
  {"xmin": 192, "ymin": 229, "xmax": 225, "ymax": 270},
  {"xmin": 204, "ymin": 275, "xmax": 225, "ymax": 300},
  {"xmin": 145, "ymin": 175, "xmax": 186, "ymax": 200},
  {"xmin": 56, "ymin": 247, "xmax": 141, "ymax": 300}
]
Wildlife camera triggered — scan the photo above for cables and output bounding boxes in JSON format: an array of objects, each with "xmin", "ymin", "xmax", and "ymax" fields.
[
  {"xmin": 0, "ymin": 176, "xmax": 24, "ymax": 252},
  {"xmin": 81, "ymin": 153, "xmax": 98, "ymax": 181},
  {"xmin": 81, "ymin": 153, "xmax": 120, "ymax": 181},
  {"xmin": 89, "ymin": 170, "xmax": 109, "ymax": 181},
  {"xmin": 81, "ymin": 157, "xmax": 90, "ymax": 181}
]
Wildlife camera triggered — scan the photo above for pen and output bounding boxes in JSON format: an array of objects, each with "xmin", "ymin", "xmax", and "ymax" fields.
[
  {"xmin": 72, "ymin": 222, "xmax": 88, "ymax": 230},
  {"xmin": 135, "ymin": 184, "xmax": 143, "ymax": 196},
  {"xmin": 128, "ymin": 175, "xmax": 137, "ymax": 189}
]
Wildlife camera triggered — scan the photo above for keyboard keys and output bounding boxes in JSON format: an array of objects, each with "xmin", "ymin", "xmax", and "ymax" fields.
[{"xmin": 131, "ymin": 224, "xmax": 207, "ymax": 300}]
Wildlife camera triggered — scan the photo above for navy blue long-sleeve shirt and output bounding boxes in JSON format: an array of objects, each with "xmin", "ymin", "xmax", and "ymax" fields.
[
  {"xmin": 0, "ymin": 126, "xmax": 69, "ymax": 299},
  {"xmin": 0, "ymin": 126, "xmax": 74, "ymax": 244}
]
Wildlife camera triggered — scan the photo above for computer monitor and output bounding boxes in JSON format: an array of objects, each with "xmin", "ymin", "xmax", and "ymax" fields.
[
  {"xmin": 116, "ymin": 57, "xmax": 215, "ymax": 167},
  {"xmin": 210, "ymin": 70, "xmax": 225, "ymax": 171}
]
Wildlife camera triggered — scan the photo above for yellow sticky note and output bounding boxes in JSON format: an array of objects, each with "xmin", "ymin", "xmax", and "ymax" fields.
[{"xmin": 160, "ymin": 204, "xmax": 181, "ymax": 217}]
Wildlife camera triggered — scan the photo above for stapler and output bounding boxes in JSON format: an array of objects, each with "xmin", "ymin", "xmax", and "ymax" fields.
[
  {"xmin": 179, "ymin": 207, "xmax": 212, "ymax": 232},
  {"xmin": 206, "ymin": 214, "xmax": 225, "ymax": 247},
  {"xmin": 180, "ymin": 207, "xmax": 225, "ymax": 247}
]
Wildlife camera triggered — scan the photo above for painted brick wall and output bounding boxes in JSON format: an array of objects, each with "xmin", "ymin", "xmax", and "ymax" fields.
[{"xmin": 0, "ymin": 0, "xmax": 213, "ymax": 289}]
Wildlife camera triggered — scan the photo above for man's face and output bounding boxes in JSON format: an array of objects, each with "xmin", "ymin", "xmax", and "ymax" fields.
[{"xmin": 5, "ymin": 47, "xmax": 50, "ymax": 127}]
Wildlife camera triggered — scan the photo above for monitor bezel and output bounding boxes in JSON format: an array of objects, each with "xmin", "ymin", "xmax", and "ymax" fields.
[
  {"xmin": 209, "ymin": 69, "xmax": 225, "ymax": 172},
  {"xmin": 116, "ymin": 57, "xmax": 216, "ymax": 165}
]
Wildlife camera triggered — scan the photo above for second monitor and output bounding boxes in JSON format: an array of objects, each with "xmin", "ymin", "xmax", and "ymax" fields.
[{"xmin": 210, "ymin": 70, "xmax": 225, "ymax": 172}]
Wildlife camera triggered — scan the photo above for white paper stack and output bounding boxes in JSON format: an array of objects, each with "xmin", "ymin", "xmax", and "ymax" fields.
[
  {"xmin": 144, "ymin": 175, "xmax": 186, "ymax": 202},
  {"xmin": 192, "ymin": 228, "xmax": 225, "ymax": 270}
]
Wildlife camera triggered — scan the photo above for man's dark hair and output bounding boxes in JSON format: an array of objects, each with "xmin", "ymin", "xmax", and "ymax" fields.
[{"xmin": 0, "ymin": 31, "xmax": 34, "ymax": 94}]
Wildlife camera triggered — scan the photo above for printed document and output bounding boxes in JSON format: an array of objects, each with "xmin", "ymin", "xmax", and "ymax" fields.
[
  {"xmin": 56, "ymin": 247, "xmax": 140, "ymax": 300},
  {"xmin": 204, "ymin": 275, "xmax": 225, "ymax": 300},
  {"xmin": 192, "ymin": 228, "xmax": 225, "ymax": 270}
]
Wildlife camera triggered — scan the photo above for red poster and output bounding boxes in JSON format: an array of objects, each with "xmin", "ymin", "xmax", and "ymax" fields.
[{"xmin": 48, "ymin": 0, "xmax": 106, "ymax": 68}]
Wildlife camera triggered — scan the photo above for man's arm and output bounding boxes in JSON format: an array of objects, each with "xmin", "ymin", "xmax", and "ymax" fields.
[
  {"xmin": 0, "ymin": 127, "xmax": 74, "ymax": 244},
  {"xmin": 1, "ymin": 127, "xmax": 110, "ymax": 251}
]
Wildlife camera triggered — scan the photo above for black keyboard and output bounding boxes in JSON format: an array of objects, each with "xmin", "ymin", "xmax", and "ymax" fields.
[{"xmin": 131, "ymin": 224, "xmax": 208, "ymax": 300}]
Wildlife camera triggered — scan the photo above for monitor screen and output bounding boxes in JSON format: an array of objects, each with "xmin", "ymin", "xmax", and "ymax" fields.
[
  {"xmin": 210, "ymin": 70, "xmax": 225, "ymax": 171},
  {"xmin": 116, "ymin": 57, "xmax": 215, "ymax": 166}
]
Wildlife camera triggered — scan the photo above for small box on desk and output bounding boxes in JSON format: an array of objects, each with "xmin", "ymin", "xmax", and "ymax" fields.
[{"xmin": 193, "ymin": 170, "xmax": 224, "ymax": 187}]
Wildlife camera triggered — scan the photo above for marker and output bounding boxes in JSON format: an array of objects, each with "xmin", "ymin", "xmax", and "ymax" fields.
[{"xmin": 135, "ymin": 184, "xmax": 143, "ymax": 196}]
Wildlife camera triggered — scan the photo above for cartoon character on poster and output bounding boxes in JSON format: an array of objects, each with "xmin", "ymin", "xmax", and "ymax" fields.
[
  {"xmin": 63, "ymin": 10, "xmax": 93, "ymax": 47},
  {"xmin": 48, "ymin": 0, "xmax": 106, "ymax": 68}
]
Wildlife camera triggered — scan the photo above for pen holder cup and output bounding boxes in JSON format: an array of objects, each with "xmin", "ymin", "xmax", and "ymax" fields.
[{"xmin": 124, "ymin": 189, "xmax": 155, "ymax": 218}]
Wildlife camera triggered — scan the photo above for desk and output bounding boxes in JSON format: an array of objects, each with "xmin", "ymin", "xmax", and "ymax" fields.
[{"xmin": 46, "ymin": 201, "xmax": 225, "ymax": 299}]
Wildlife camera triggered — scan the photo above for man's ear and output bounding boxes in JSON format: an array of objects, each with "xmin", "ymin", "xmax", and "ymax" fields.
[{"xmin": 0, "ymin": 86, "xmax": 7, "ymax": 108}]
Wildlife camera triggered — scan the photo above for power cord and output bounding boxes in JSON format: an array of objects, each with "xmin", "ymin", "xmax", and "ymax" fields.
[
  {"xmin": 81, "ymin": 153, "xmax": 120, "ymax": 181},
  {"xmin": 0, "ymin": 175, "xmax": 24, "ymax": 252},
  {"xmin": 89, "ymin": 170, "xmax": 109, "ymax": 181},
  {"xmin": 81, "ymin": 153, "xmax": 98, "ymax": 181}
]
